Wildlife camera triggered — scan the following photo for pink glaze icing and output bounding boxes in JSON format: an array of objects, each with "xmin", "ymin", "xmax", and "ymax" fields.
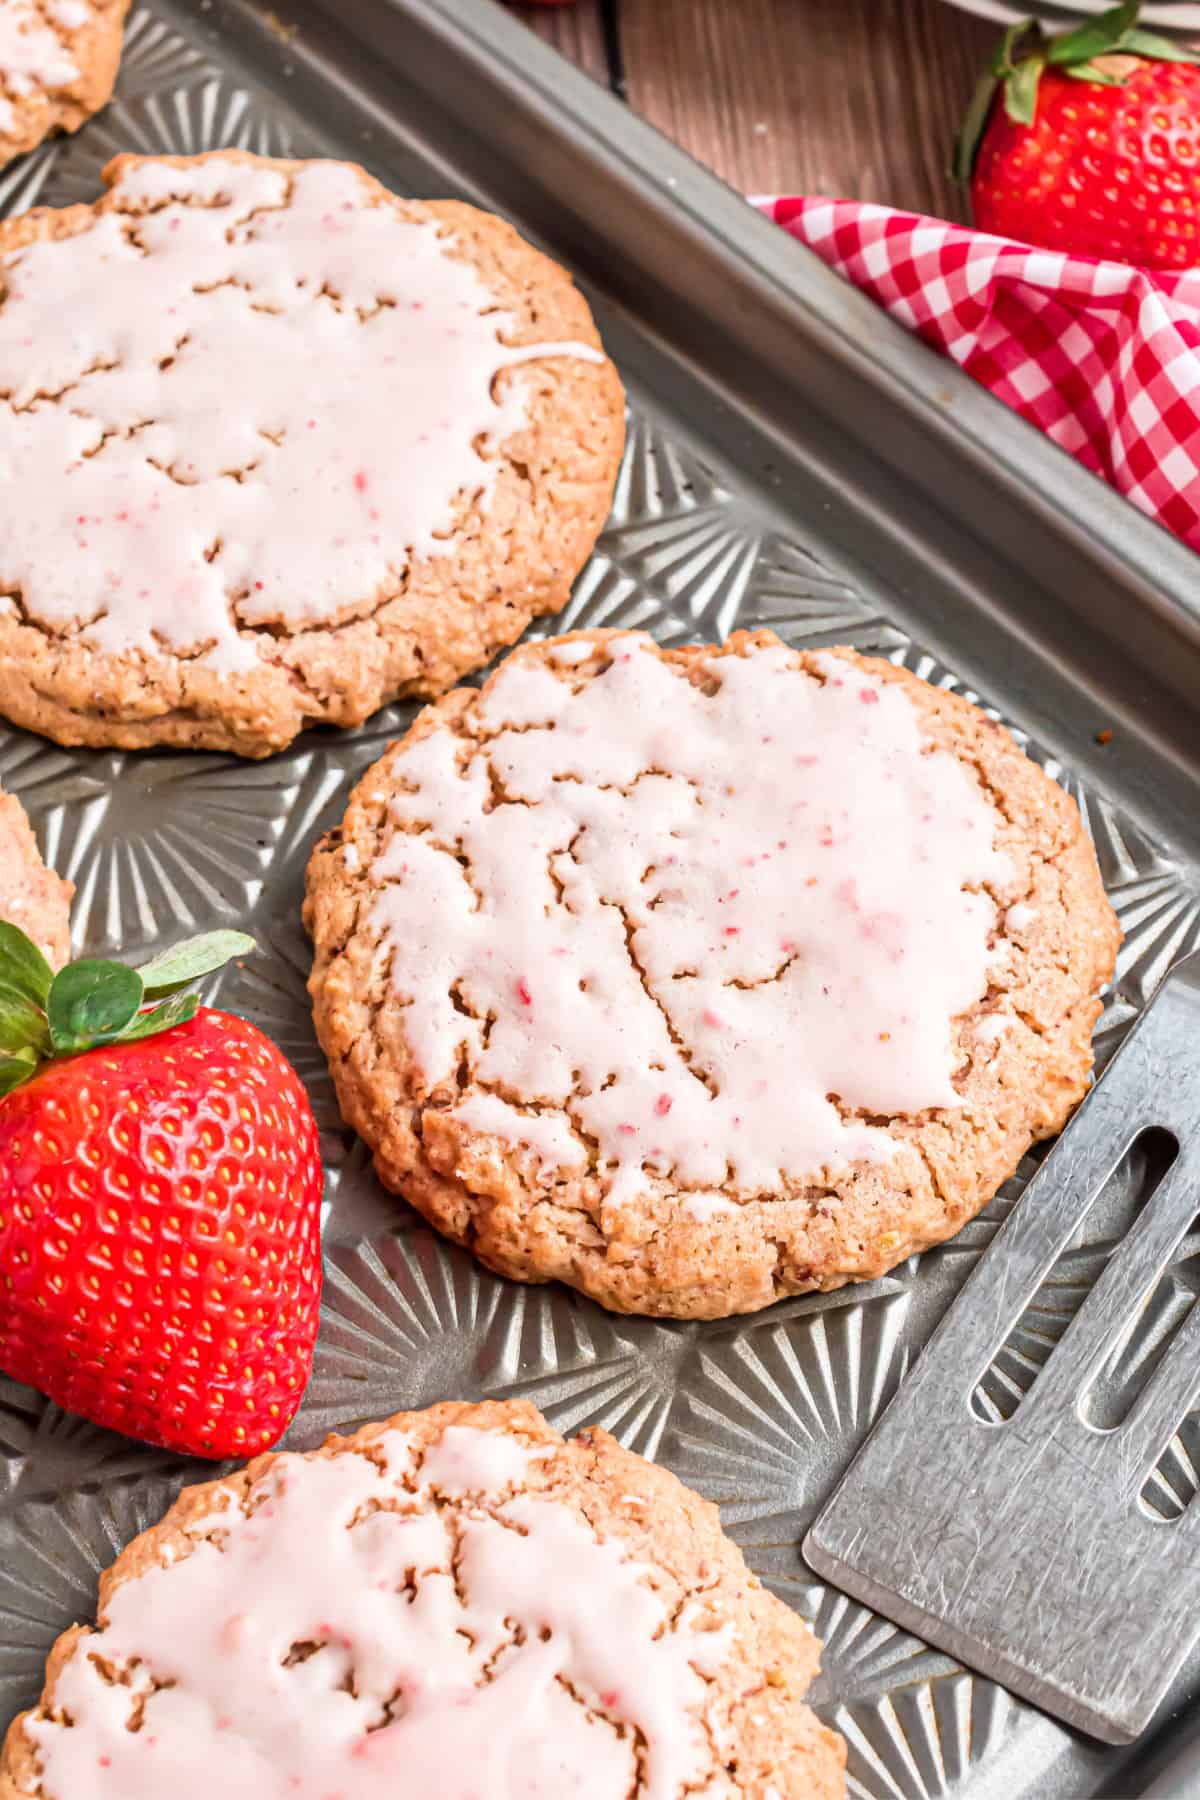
[
  {"xmin": 26, "ymin": 1426, "xmax": 729, "ymax": 1799},
  {"xmin": 0, "ymin": 159, "xmax": 602, "ymax": 673},
  {"xmin": 369, "ymin": 636, "xmax": 1012, "ymax": 1210},
  {"xmin": 0, "ymin": 1, "xmax": 79, "ymax": 129}
]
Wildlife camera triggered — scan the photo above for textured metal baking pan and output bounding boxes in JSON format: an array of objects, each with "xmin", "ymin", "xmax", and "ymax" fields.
[{"xmin": 1, "ymin": 2, "xmax": 1199, "ymax": 1796}]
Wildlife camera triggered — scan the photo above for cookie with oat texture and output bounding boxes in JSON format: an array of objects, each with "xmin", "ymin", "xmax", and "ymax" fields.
[
  {"xmin": 305, "ymin": 627, "xmax": 1120, "ymax": 1319},
  {"xmin": 0, "ymin": 1398, "xmax": 846, "ymax": 1799},
  {"xmin": 0, "ymin": 150, "xmax": 623, "ymax": 756},
  {"xmin": 0, "ymin": 0, "xmax": 128, "ymax": 167}
]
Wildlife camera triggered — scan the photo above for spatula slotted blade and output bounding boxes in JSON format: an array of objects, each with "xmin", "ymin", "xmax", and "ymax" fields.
[{"xmin": 804, "ymin": 950, "xmax": 1200, "ymax": 1746}]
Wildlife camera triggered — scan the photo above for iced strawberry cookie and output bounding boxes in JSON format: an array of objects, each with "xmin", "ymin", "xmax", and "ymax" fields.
[
  {"xmin": 0, "ymin": 787, "xmax": 70, "ymax": 965},
  {"xmin": 306, "ymin": 628, "xmax": 1120, "ymax": 1319},
  {"xmin": 0, "ymin": 151, "xmax": 623, "ymax": 756},
  {"xmin": 0, "ymin": 1399, "xmax": 846, "ymax": 1799},
  {"xmin": 0, "ymin": 0, "xmax": 127, "ymax": 166}
]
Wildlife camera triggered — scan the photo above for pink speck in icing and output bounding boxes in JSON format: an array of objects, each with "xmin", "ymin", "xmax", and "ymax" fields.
[
  {"xmin": 27, "ymin": 1427, "xmax": 726, "ymax": 1800},
  {"xmin": 0, "ymin": 160, "xmax": 603, "ymax": 675},
  {"xmin": 368, "ymin": 637, "xmax": 1012, "ymax": 1209}
]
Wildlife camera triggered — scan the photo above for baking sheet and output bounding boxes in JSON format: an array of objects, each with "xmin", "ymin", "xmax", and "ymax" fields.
[{"xmin": 1, "ymin": 2, "xmax": 1199, "ymax": 1794}]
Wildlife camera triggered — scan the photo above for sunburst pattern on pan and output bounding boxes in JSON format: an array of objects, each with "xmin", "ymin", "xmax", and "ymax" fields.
[{"xmin": 0, "ymin": 7, "xmax": 1196, "ymax": 1796}]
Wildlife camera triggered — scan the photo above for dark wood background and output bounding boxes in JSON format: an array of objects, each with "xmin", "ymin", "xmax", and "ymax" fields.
[{"xmin": 511, "ymin": 0, "xmax": 994, "ymax": 221}]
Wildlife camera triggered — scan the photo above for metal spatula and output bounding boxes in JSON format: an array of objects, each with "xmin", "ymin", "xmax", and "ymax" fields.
[{"xmin": 805, "ymin": 950, "xmax": 1200, "ymax": 1746}]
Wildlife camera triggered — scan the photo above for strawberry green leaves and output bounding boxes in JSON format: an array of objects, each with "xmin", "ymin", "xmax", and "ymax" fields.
[
  {"xmin": 0, "ymin": 926, "xmax": 55, "ymax": 1091},
  {"xmin": 955, "ymin": 22, "xmax": 1028, "ymax": 175},
  {"xmin": 1120, "ymin": 31, "xmax": 1200, "ymax": 65},
  {"xmin": 48, "ymin": 960, "xmax": 144, "ymax": 1054},
  {"xmin": 0, "ymin": 921, "xmax": 53, "ymax": 1008},
  {"xmin": 1044, "ymin": 0, "xmax": 1139, "ymax": 66},
  {"xmin": 0, "ymin": 985, "xmax": 50, "ymax": 1057},
  {"xmin": 0, "ymin": 1049, "xmax": 37, "ymax": 1098},
  {"xmin": 955, "ymin": 20, "xmax": 1040, "ymax": 180},
  {"xmin": 1004, "ymin": 48, "xmax": 1046, "ymax": 126},
  {"xmin": 953, "ymin": 1, "xmax": 1200, "ymax": 183},
  {"xmin": 0, "ymin": 924, "xmax": 255, "ymax": 1095},
  {"xmin": 137, "ymin": 930, "xmax": 257, "ymax": 997},
  {"xmin": 1047, "ymin": 2, "xmax": 1200, "ymax": 74},
  {"xmin": 117, "ymin": 991, "xmax": 203, "ymax": 1042}
]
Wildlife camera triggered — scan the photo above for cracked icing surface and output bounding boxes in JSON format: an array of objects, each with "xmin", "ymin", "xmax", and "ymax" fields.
[
  {"xmin": 307, "ymin": 630, "xmax": 1120, "ymax": 1318},
  {"xmin": 0, "ymin": 0, "xmax": 126, "ymax": 163},
  {"xmin": 0, "ymin": 785, "xmax": 71, "ymax": 965},
  {"xmin": 0, "ymin": 1400, "xmax": 846, "ymax": 1799},
  {"xmin": 368, "ymin": 635, "xmax": 1013, "ymax": 1199},
  {"xmin": 0, "ymin": 157, "xmax": 598, "ymax": 669},
  {"xmin": 0, "ymin": 151, "xmax": 623, "ymax": 755},
  {"xmin": 0, "ymin": 4, "xmax": 78, "ymax": 122}
]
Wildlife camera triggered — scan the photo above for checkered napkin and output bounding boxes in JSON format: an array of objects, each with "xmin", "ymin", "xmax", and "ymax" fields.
[{"xmin": 758, "ymin": 197, "xmax": 1200, "ymax": 549}]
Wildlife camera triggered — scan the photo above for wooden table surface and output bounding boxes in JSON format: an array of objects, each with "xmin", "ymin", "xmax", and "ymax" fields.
[{"xmin": 512, "ymin": 0, "xmax": 996, "ymax": 223}]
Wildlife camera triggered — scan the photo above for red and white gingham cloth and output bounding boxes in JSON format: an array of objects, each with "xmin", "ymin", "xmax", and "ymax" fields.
[{"xmin": 758, "ymin": 198, "xmax": 1200, "ymax": 550}]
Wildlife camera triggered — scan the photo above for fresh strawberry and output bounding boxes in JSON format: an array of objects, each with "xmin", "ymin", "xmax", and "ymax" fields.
[
  {"xmin": 954, "ymin": 1, "xmax": 1200, "ymax": 269},
  {"xmin": 0, "ymin": 926, "xmax": 323, "ymax": 1459}
]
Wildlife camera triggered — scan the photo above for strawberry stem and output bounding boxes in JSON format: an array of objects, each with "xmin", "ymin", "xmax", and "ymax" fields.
[
  {"xmin": 953, "ymin": 0, "xmax": 1200, "ymax": 185},
  {"xmin": 0, "ymin": 924, "xmax": 255, "ymax": 1094}
]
